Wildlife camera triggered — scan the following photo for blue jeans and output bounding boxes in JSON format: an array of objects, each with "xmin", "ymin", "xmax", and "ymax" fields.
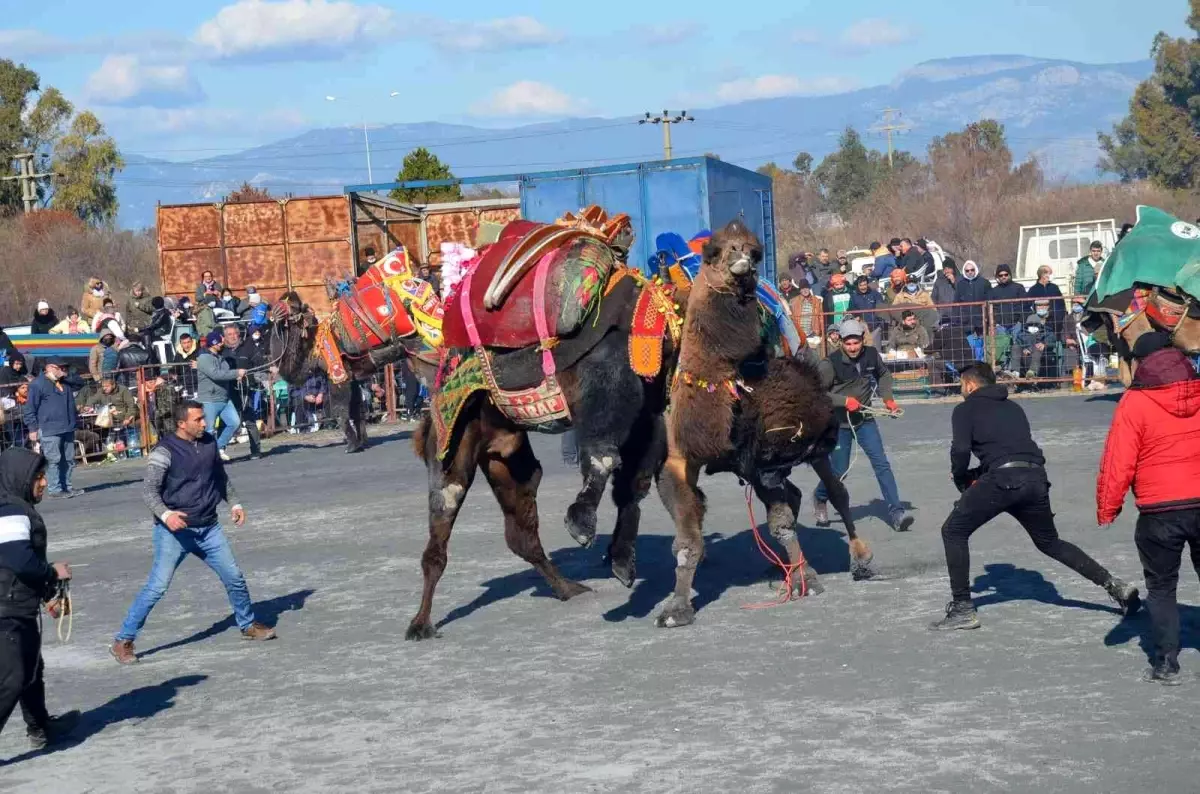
[
  {"xmin": 814, "ymin": 419, "xmax": 903, "ymax": 512},
  {"xmin": 202, "ymin": 400, "xmax": 241, "ymax": 449},
  {"xmin": 115, "ymin": 521, "xmax": 256, "ymax": 641},
  {"xmin": 40, "ymin": 431, "xmax": 75, "ymax": 494}
]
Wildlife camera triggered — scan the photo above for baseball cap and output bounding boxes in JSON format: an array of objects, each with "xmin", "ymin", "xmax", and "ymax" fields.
[
  {"xmin": 204, "ymin": 330, "xmax": 224, "ymax": 347},
  {"xmin": 838, "ymin": 318, "xmax": 867, "ymax": 338}
]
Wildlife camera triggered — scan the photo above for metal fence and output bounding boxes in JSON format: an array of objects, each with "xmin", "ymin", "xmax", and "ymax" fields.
[
  {"xmin": 0, "ymin": 361, "xmax": 419, "ymax": 462},
  {"xmin": 812, "ymin": 296, "xmax": 1116, "ymax": 397}
]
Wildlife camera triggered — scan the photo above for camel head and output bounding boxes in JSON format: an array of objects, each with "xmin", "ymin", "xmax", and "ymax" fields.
[
  {"xmin": 269, "ymin": 291, "xmax": 321, "ymax": 383},
  {"xmin": 701, "ymin": 220, "xmax": 761, "ymax": 298}
]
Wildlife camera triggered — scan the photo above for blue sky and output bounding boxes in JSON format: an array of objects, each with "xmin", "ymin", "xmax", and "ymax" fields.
[{"xmin": 3, "ymin": 0, "xmax": 1189, "ymax": 159}]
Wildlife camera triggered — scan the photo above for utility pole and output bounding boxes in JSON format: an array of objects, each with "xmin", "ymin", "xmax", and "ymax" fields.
[
  {"xmin": 1, "ymin": 154, "xmax": 54, "ymax": 213},
  {"xmin": 876, "ymin": 108, "xmax": 905, "ymax": 169},
  {"xmin": 639, "ymin": 110, "xmax": 694, "ymax": 160}
]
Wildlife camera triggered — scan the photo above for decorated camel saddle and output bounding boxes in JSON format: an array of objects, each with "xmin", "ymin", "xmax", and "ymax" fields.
[{"xmin": 311, "ymin": 245, "xmax": 444, "ymax": 383}]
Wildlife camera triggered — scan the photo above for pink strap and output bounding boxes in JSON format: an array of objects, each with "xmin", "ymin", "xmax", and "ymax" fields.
[
  {"xmin": 458, "ymin": 267, "xmax": 481, "ymax": 348},
  {"xmin": 532, "ymin": 249, "xmax": 557, "ymax": 376}
]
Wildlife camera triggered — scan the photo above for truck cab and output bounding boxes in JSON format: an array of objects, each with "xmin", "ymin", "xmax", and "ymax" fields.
[{"xmin": 1015, "ymin": 219, "xmax": 1117, "ymax": 295}]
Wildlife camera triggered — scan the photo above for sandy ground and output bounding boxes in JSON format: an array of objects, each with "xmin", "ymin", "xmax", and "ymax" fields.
[{"xmin": 1, "ymin": 394, "xmax": 1197, "ymax": 793}]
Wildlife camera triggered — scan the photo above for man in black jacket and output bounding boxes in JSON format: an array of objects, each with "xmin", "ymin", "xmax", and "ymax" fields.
[
  {"xmin": 0, "ymin": 447, "xmax": 79, "ymax": 749},
  {"xmin": 223, "ymin": 324, "xmax": 263, "ymax": 459},
  {"xmin": 929, "ymin": 363, "xmax": 1140, "ymax": 630}
]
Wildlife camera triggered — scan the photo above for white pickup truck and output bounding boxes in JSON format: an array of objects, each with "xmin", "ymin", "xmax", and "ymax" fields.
[{"xmin": 1014, "ymin": 219, "xmax": 1117, "ymax": 295}]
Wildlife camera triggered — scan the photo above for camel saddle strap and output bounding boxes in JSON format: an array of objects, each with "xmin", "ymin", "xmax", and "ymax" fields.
[
  {"xmin": 316, "ymin": 322, "xmax": 349, "ymax": 385},
  {"xmin": 342, "ymin": 289, "xmax": 391, "ymax": 347}
]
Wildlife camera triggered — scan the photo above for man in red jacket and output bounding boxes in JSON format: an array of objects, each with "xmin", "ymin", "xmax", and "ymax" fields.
[{"xmin": 1097, "ymin": 334, "xmax": 1200, "ymax": 685}]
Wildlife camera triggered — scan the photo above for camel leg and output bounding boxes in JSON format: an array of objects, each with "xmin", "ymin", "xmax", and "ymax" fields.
[
  {"xmin": 654, "ymin": 455, "xmax": 705, "ymax": 628},
  {"xmin": 482, "ymin": 429, "xmax": 591, "ymax": 601},
  {"xmin": 811, "ymin": 454, "xmax": 876, "ymax": 581},
  {"xmin": 751, "ymin": 473, "xmax": 824, "ymax": 597},
  {"xmin": 405, "ymin": 417, "xmax": 480, "ymax": 641},
  {"xmin": 607, "ymin": 414, "xmax": 667, "ymax": 588},
  {"xmin": 564, "ymin": 437, "xmax": 620, "ymax": 549},
  {"xmin": 351, "ymin": 381, "xmax": 369, "ymax": 449}
]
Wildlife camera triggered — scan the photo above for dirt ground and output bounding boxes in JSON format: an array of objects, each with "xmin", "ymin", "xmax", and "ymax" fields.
[{"xmin": 1, "ymin": 394, "xmax": 1196, "ymax": 793}]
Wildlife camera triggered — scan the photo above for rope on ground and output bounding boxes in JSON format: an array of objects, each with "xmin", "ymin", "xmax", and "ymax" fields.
[{"xmin": 740, "ymin": 483, "xmax": 808, "ymax": 610}]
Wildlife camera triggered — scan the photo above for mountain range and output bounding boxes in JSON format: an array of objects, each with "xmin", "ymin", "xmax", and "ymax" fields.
[{"xmin": 114, "ymin": 55, "xmax": 1152, "ymax": 230}]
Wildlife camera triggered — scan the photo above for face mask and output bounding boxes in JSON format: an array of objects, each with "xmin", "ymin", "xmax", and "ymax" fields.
[
  {"xmin": 252, "ymin": 333, "xmax": 261, "ymax": 341},
  {"xmin": 905, "ymin": 284, "xmax": 918, "ymax": 293},
  {"xmin": 1036, "ymin": 308, "xmax": 1048, "ymax": 317},
  {"xmin": 92, "ymin": 288, "xmax": 104, "ymax": 296},
  {"xmin": 964, "ymin": 271, "xmax": 978, "ymax": 281},
  {"xmin": 1072, "ymin": 305, "xmax": 1084, "ymax": 315}
]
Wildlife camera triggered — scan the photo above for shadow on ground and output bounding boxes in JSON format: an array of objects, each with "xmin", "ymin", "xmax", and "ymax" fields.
[
  {"xmin": 1105, "ymin": 601, "xmax": 1200, "ymax": 664},
  {"xmin": 434, "ymin": 525, "xmax": 861, "ymax": 629},
  {"xmin": 0, "ymin": 674, "xmax": 208, "ymax": 765},
  {"xmin": 971, "ymin": 563, "xmax": 1122, "ymax": 614},
  {"xmin": 138, "ymin": 588, "xmax": 315, "ymax": 659}
]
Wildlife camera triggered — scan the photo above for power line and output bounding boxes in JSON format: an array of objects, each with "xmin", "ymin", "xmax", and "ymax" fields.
[{"xmin": 637, "ymin": 111, "xmax": 694, "ymax": 159}]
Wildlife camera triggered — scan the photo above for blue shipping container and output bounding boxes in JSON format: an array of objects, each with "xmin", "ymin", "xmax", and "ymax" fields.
[{"xmin": 518, "ymin": 157, "xmax": 776, "ymax": 283}]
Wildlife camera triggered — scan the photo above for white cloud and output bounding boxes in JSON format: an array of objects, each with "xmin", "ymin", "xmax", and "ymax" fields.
[
  {"xmin": 714, "ymin": 74, "xmax": 860, "ymax": 103},
  {"xmin": 85, "ymin": 55, "xmax": 205, "ymax": 108},
  {"xmin": 193, "ymin": 0, "xmax": 395, "ymax": 60},
  {"xmin": 427, "ymin": 16, "xmax": 563, "ymax": 53},
  {"xmin": 469, "ymin": 81, "xmax": 580, "ymax": 117},
  {"xmin": 840, "ymin": 18, "xmax": 915, "ymax": 47}
]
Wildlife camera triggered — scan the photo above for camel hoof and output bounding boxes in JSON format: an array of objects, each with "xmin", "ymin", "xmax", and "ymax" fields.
[
  {"xmin": 564, "ymin": 503, "xmax": 597, "ymax": 548},
  {"xmin": 610, "ymin": 557, "xmax": 636, "ymax": 589},
  {"xmin": 654, "ymin": 597, "xmax": 695, "ymax": 628},
  {"xmin": 851, "ymin": 555, "xmax": 877, "ymax": 582},
  {"xmin": 555, "ymin": 580, "xmax": 593, "ymax": 601},
  {"xmin": 404, "ymin": 622, "xmax": 439, "ymax": 641},
  {"xmin": 802, "ymin": 568, "xmax": 825, "ymax": 596}
]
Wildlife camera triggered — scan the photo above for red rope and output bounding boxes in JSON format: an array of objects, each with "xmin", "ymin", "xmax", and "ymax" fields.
[{"xmin": 740, "ymin": 483, "xmax": 808, "ymax": 610}]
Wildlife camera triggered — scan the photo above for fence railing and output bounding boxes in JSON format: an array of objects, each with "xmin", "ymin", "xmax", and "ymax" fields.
[
  {"xmin": 810, "ymin": 294, "xmax": 1116, "ymax": 396},
  {"xmin": 0, "ymin": 361, "xmax": 418, "ymax": 461}
]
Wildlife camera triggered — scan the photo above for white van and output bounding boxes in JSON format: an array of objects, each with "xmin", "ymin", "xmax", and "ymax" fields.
[{"xmin": 1015, "ymin": 219, "xmax": 1117, "ymax": 294}]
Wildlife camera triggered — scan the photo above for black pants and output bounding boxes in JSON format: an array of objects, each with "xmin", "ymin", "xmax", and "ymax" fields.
[
  {"xmin": 237, "ymin": 392, "xmax": 261, "ymax": 455},
  {"xmin": 397, "ymin": 360, "xmax": 421, "ymax": 417},
  {"xmin": 1134, "ymin": 508, "xmax": 1200, "ymax": 665},
  {"xmin": 0, "ymin": 617, "xmax": 49, "ymax": 735},
  {"xmin": 941, "ymin": 468, "xmax": 1111, "ymax": 602}
]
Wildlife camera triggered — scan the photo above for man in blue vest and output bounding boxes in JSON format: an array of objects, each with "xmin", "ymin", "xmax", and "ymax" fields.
[{"xmin": 110, "ymin": 400, "xmax": 275, "ymax": 664}]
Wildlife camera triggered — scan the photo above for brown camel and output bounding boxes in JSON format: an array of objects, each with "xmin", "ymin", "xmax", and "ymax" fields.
[
  {"xmin": 654, "ymin": 220, "xmax": 875, "ymax": 629},
  {"xmin": 1087, "ymin": 286, "xmax": 1200, "ymax": 386}
]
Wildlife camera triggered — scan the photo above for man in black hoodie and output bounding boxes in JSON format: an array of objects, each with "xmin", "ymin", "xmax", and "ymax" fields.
[
  {"xmin": 929, "ymin": 363, "xmax": 1140, "ymax": 630},
  {"xmin": 0, "ymin": 447, "xmax": 79, "ymax": 749}
]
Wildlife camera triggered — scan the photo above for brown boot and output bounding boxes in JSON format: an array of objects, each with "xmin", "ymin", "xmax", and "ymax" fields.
[
  {"xmin": 110, "ymin": 639, "xmax": 138, "ymax": 665},
  {"xmin": 241, "ymin": 622, "xmax": 277, "ymax": 641}
]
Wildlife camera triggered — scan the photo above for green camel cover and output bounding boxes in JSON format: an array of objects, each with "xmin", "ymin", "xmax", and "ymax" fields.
[{"xmin": 1094, "ymin": 205, "xmax": 1200, "ymax": 301}]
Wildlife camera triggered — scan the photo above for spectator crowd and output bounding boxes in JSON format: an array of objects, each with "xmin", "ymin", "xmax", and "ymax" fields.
[{"xmin": 780, "ymin": 237, "xmax": 1113, "ymax": 391}]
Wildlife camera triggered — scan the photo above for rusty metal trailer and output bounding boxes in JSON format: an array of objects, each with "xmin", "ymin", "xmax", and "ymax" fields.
[{"xmin": 157, "ymin": 194, "xmax": 518, "ymax": 314}]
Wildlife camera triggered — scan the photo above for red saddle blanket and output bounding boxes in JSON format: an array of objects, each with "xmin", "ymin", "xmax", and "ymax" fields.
[{"xmin": 442, "ymin": 220, "xmax": 614, "ymax": 350}]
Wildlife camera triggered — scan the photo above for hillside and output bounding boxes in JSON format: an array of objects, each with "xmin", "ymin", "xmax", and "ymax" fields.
[{"xmin": 114, "ymin": 55, "xmax": 1151, "ymax": 229}]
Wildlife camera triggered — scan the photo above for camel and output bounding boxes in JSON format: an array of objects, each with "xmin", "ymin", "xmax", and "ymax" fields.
[
  {"xmin": 654, "ymin": 219, "xmax": 875, "ymax": 629},
  {"xmin": 404, "ymin": 212, "xmax": 685, "ymax": 640},
  {"xmin": 269, "ymin": 291, "xmax": 440, "ymax": 453}
]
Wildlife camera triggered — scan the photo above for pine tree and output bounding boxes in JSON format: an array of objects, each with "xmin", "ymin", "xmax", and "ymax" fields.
[
  {"xmin": 1099, "ymin": 0, "xmax": 1200, "ymax": 189},
  {"xmin": 388, "ymin": 147, "xmax": 463, "ymax": 204}
]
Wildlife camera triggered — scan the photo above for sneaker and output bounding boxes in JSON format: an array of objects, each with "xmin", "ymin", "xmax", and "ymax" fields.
[
  {"xmin": 219, "ymin": 449, "xmax": 231, "ymax": 462},
  {"xmin": 929, "ymin": 600, "xmax": 980, "ymax": 631},
  {"xmin": 249, "ymin": 453, "xmax": 262, "ymax": 461},
  {"xmin": 27, "ymin": 711, "xmax": 81, "ymax": 749},
  {"xmin": 1104, "ymin": 577, "xmax": 1141, "ymax": 617},
  {"xmin": 241, "ymin": 622, "xmax": 277, "ymax": 641},
  {"xmin": 1143, "ymin": 659, "xmax": 1182, "ymax": 686},
  {"xmin": 110, "ymin": 639, "xmax": 139, "ymax": 665},
  {"xmin": 812, "ymin": 495, "xmax": 830, "ymax": 528},
  {"xmin": 888, "ymin": 507, "xmax": 915, "ymax": 532}
]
